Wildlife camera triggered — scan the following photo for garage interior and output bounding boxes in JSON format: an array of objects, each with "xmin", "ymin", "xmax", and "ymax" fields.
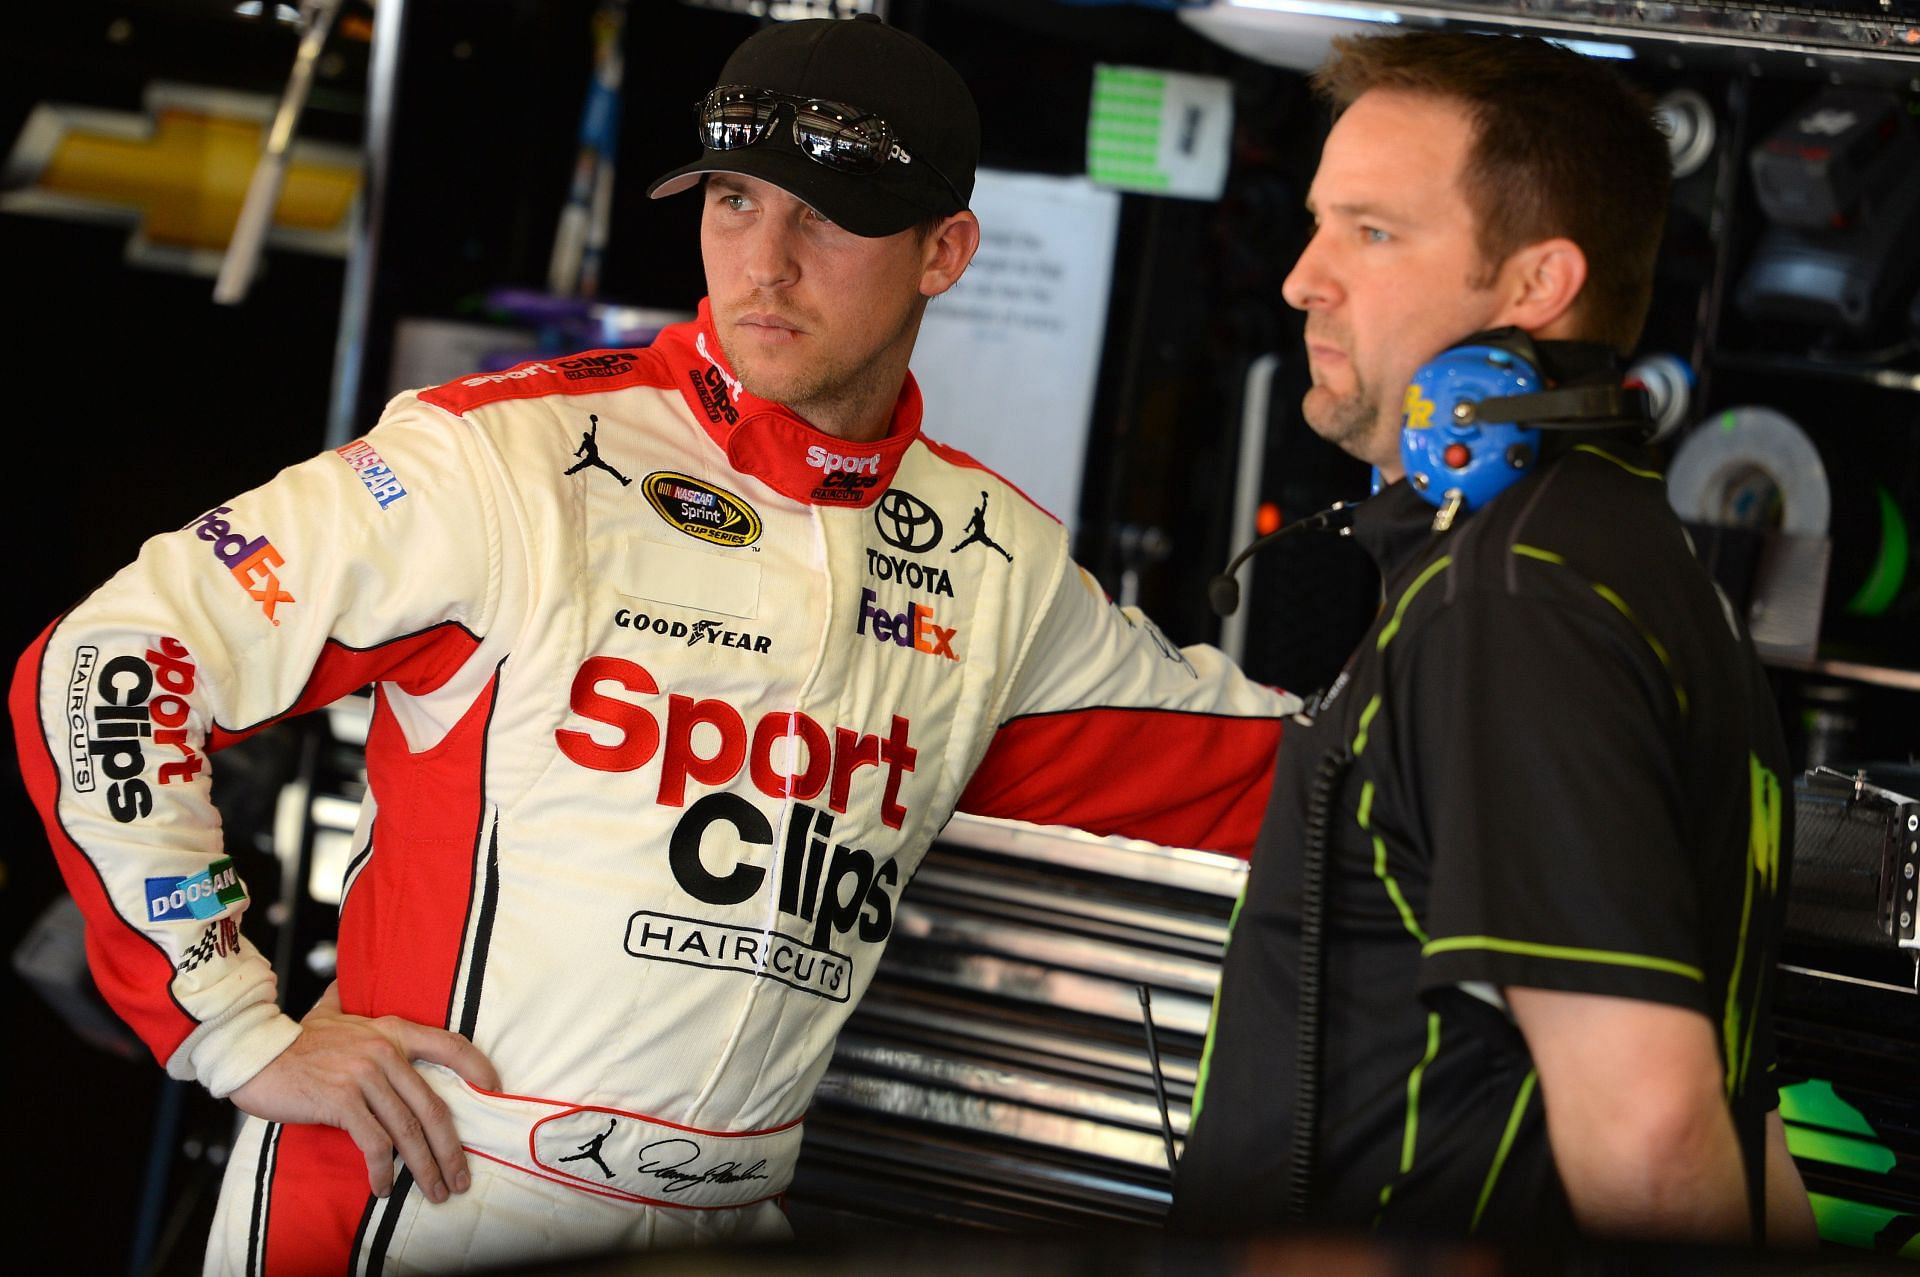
[{"xmin": 3, "ymin": 1, "xmax": 1915, "ymax": 1270}]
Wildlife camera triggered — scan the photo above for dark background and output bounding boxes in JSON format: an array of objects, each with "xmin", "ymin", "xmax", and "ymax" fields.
[{"xmin": 6, "ymin": 1, "xmax": 1918, "ymax": 1271}]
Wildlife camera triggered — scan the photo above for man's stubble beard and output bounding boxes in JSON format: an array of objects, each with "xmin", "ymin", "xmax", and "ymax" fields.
[
  {"xmin": 718, "ymin": 300, "xmax": 922, "ymax": 424},
  {"xmin": 724, "ymin": 335, "xmax": 833, "ymax": 409},
  {"xmin": 1302, "ymin": 372, "xmax": 1393, "ymax": 467}
]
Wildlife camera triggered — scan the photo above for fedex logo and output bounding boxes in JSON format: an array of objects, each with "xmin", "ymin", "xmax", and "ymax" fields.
[
  {"xmin": 190, "ymin": 506, "xmax": 293, "ymax": 625},
  {"xmin": 856, "ymin": 588, "xmax": 957, "ymax": 661}
]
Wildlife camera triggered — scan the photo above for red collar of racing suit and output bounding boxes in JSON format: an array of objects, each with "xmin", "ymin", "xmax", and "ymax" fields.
[{"xmin": 651, "ymin": 300, "xmax": 923, "ymax": 510}]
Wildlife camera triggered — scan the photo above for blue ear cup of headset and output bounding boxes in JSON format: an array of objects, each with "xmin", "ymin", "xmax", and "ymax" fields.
[{"xmin": 1400, "ymin": 342, "xmax": 1545, "ymax": 514}]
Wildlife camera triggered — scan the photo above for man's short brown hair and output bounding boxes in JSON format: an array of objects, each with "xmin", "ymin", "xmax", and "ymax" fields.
[{"xmin": 1315, "ymin": 32, "xmax": 1672, "ymax": 353}]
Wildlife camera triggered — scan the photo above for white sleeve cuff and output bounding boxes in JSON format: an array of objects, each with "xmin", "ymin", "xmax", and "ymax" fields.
[{"xmin": 171, "ymin": 1001, "xmax": 304, "ymax": 1099}]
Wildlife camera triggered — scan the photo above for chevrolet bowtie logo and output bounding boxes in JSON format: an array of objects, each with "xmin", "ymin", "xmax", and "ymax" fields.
[{"xmin": 1, "ymin": 82, "xmax": 359, "ymax": 272}]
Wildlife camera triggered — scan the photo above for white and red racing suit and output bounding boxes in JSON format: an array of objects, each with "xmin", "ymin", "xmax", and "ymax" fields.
[{"xmin": 12, "ymin": 301, "xmax": 1293, "ymax": 1274}]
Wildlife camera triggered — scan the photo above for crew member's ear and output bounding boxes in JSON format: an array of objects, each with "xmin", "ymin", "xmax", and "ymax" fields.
[
  {"xmin": 919, "ymin": 210, "xmax": 981, "ymax": 298},
  {"xmin": 1491, "ymin": 236, "xmax": 1587, "ymax": 337}
]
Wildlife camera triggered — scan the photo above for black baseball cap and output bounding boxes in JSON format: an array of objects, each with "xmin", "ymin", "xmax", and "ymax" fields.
[{"xmin": 647, "ymin": 15, "xmax": 978, "ymax": 238}]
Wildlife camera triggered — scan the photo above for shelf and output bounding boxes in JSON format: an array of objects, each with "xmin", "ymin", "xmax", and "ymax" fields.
[
  {"xmin": 1764, "ymin": 654, "xmax": 1920, "ymax": 692},
  {"xmin": 1181, "ymin": 0, "xmax": 1920, "ymax": 85},
  {"xmin": 1711, "ymin": 350, "xmax": 1920, "ymax": 394}
]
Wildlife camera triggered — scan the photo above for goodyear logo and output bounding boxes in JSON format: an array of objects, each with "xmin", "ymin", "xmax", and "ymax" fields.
[
  {"xmin": 147, "ymin": 857, "xmax": 246, "ymax": 924},
  {"xmin": 1403, "ymin": 383, "xmax": 1436, "ymax": 431},
  {"xmin": 643, "ymin": 472, "xmax": 761, "ymax": 548}
]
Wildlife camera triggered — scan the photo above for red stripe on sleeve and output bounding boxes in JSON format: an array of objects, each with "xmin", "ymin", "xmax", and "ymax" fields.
[
  {"xmin": 11, "ymin": 621, "xmax": 193, "ymax": 1058},
  {"xmin": 416, "ymin": 346, "xmax": 672, "ymax": 416},
  {"xmin": 8, "ymin": 619, "xmax": 484, "ymax": 1068},
  {"xmin": 208, "ymin": 624, "xmax": 481, "ymax": 752},
  {"xmin": 958, "ymin": 708, "xmax": 1283, "ymax": 859}
]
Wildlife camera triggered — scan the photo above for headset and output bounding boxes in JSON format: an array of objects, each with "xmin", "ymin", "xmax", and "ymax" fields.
[
  {"xmin": 1399, "ymin": 327, "xmax": 1651, "ymax": 518},
  {"xmin": 1211, "ymin": 328, "xmax": 1651, "ymax": 616}
]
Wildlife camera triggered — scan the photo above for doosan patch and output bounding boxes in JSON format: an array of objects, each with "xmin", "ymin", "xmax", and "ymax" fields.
[{"xmin": 147, "ymin": 857, "xmax": 247, "ymax": 923}]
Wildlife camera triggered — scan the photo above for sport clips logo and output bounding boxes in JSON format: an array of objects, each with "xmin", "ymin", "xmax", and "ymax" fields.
[
  {"xmin": 460, "ymin": 352, "xmax": 640, "ymax": 387},
  {"xmin": 557, "ymin": 656, "xmax": 914, "ymax": 999},
  {"xmin": 805, "ymin": 444, "xmax": 881, "ymax": 504},
  {"xmin": 689, "ymin": 332, "xmax": 742, "ymax": 426},
  {"xmin": 67, "ymin": 637, "xmax": 202, "ymax": 824}
]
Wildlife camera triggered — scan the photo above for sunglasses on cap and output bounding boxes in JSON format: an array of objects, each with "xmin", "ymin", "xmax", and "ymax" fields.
[{"xmin": 695, "ymin": 85, "xmax": 965, "ymax": 211}]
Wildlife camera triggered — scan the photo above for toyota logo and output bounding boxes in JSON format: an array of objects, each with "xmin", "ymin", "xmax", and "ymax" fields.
[{"xmin": 874, "ymin": 489, "xmax": 943, "ymax": 553}]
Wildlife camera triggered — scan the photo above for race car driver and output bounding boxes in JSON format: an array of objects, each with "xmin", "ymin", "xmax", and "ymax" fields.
[{"xmin": 11, "ymin": 15, "xmax": 1293, "ymax": 1275}]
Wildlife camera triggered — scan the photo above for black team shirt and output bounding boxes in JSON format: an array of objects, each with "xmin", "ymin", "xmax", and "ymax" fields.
[{"xmin": 1171, "ymin": 445, "xmax": 1792, "ymax": 1241}]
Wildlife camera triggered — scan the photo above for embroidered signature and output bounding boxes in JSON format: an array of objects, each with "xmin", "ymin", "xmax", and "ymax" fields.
[{"xmin": 634, "ymin": 1138, "xmax": 769, "ymax": 1195}]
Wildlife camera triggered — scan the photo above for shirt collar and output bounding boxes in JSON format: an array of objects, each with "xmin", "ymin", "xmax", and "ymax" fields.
[
  {"xmin": 652, "ymin": 299, "xmax": 923, "ymax": 509},
  {"xmin": 1351, "ymin": 480, "xmax": 1444, "ymax": 580}
]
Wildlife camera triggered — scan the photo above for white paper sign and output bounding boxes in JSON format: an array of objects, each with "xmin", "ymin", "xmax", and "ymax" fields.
[{"xmin": 909, "ymin": 168, "xmax": 1122, "ymax": 535}]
